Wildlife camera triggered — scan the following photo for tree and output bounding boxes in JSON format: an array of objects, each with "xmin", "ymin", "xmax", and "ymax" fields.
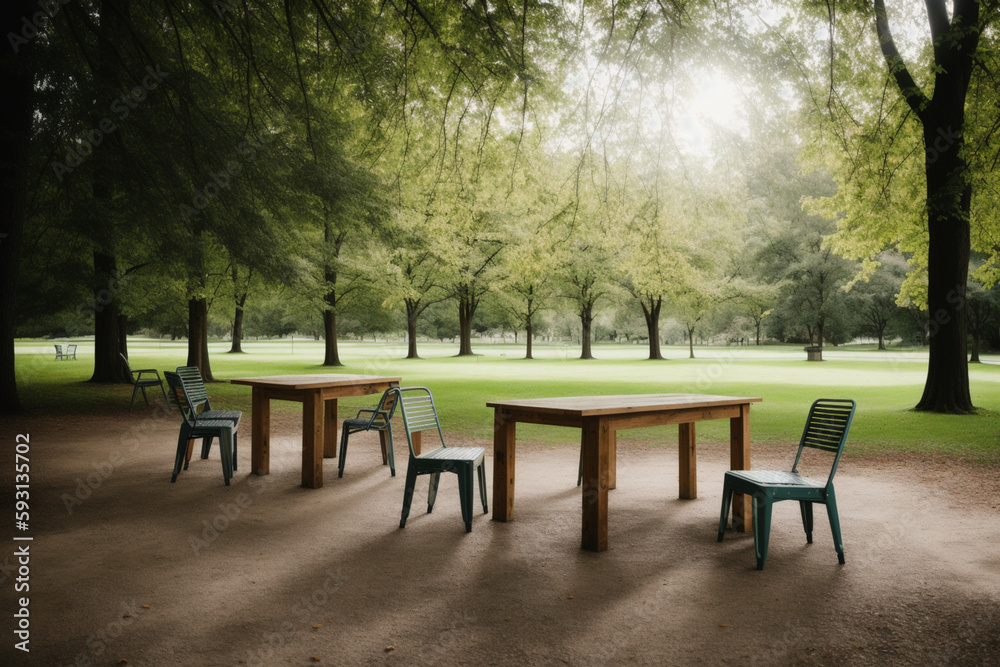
[
  {"xmin": 847, "ymin": 251, "xmax": 909, "ymax": 350},
  {"xmin": 803, "ymin": 0, "xmax": 999, "ymax": 411},
  {"xmin": 0, "ymin": 0, "xmax": 35, "ymax": 413}
]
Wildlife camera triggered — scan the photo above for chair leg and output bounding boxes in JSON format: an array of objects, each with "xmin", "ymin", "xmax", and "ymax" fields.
[
  {"xmin": 718, "ymin": 478, "xmax": 734, "ymax": 542},
  {"xmin": 201, "ymin": 436, "xmax": 213, "ymax": 460},
  {"xmin": 477, "ymin": 461, "xmax": 488, "ymax": 514},
  {"xmin": 753, "ymin": 491, "xmax": 773, "ymax": 571},
  {"xmin": 171, "ymin": 432, "xmax": 189, "ymax": 482},
  {"xmin": 799, "ymin": 500, "xmax": 814, "ymax": 543},
  {"xmin": 128, "ymin": 385, "xmax": 141, "ymax": 412},
  {"xmin": 232, "ymin": 431, "xmax": 238, "ymax": 471},
  {"xmin": 826, "ymin": 486, "xmax": 845, "ymax": 564},
  {"xmin": 184, "ymin": 439, "xmax": 196, "ymax": 469},
  {"xmin": 140, "ymin": 385, "xmax": 149, "ymax": 406},
  {"xmin": 400, "ymin": 467, "xmax": 419, "ymax": 529},
  {"xmin": 458, "ymin": 466, "xmax": 473, "ymax": 532},
  {"xmin": 219, "ymin": 429, "xmax": 233, "ymax": 486},
  {"xmin": 427, "ymin": 472, "xmax": 441, "ymax": 513},
  {"xmin": 386, "ymin": 425, "xmax": 395, "ymax": 477},
  {"xmin": 338, "ymin": 427, "xmax": 350, "ymax": 478}
]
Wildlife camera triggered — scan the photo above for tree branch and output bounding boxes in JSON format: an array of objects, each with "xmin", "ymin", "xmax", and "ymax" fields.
[{"xmin": 873, "ymin": 0, "xmax": 929, "ymax": 119}]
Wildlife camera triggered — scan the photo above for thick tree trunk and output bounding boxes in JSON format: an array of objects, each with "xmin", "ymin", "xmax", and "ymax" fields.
[
  {"xmin": 89, "ymin": 252, "xmax": 129, "ymax": 383},
  {"xmin": 229, "ymin": 306, "xmax": 244, "ymax": 353},
  {"xmin": 0, "ymin": 0, "xmax": 33, "ymax": 413},
  {"xmin": 916, "ymin": 112, "xmax": 972, "ymax": 412},
  {"xmin": 187, "ymin": 297, "xmax": 214, "ymax": 380},
  {"xmin": 323, "ymin": 309, "xmax": 342, "ymax": 366},
  {"xmin": 641, "ymin": 299, "xmax": 664, "ymax": 360},
  {"xmin": 580, "ymin": 306, "xmax": 594, "ymax": 360},
  {"xmin": 405, "ymin": 301, "xmax": 420, "ymax": 359},
  {"xmin": 970, "ymin": 335, "xmax": 980, "ymax": 363}
]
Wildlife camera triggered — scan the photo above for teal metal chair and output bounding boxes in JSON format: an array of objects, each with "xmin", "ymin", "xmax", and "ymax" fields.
[
  {"xmin": 65, "ymin": 344, "xmax": 77, "ymax": 360},
  {"xmin": 718, "ymin": 398, "xmax": 856, "ymax": 570},
  {"xmin": 54, "ymin": 344, "xmax": 64, "ymax": 361},
  {"xmin": 175, "ymin": 366, "xmax": 242, "ymax": 463},
  {"xmin": 397, "ymin": 387, "xmax": 488, "ymax": 533},
  {"xmin": 338, "ymin": 387, "xmax": 400, "ymax": 478},
  {"xmin": 165, "ymin": 371, "xmax": 237, "ymax": 486},
  {"xmin": 120, "ymin": 353, "xmax": 168, "ymax": 412}
]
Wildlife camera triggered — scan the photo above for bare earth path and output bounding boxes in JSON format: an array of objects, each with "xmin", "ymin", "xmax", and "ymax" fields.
[{"xmin": 1, "ymin": 413, "xmax": 999, "ymax": 666}]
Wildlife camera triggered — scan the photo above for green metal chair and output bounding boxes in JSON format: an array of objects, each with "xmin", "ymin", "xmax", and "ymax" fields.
[
  {"xmin": 65, "ymin": 344, "xmax": 77, "ymax": 360},
  {"xmin": 165, "ymin": 371, "xmax": 237, "ymax": 486},
  {"xmin": 718, "ymin": 398, "xmax": 856, "ymax": 570},
  {"xmin": 120, "ymin": 353, "xmax": 168, "ymax": 412},
  {"xmin": 397, "ymin": 387, "xmax": 488, "ymax": 533},
  {"xmin": 338, "ymin": 388, "xmax": 400, "ymax": 478},
  {"xmin": 175, "ymin": 366, "xmax": 242, "ymax": 464},
  {"xmin": 54, "ymin": 344, "xmax": 64, "ymax": 361}
]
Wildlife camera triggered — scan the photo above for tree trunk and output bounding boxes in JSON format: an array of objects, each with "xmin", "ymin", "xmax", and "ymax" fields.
[
  {"xmin": 405, "ymin": 300, "xmax": 420, "ymax": 359},
  {"xmin": 0, "ymin": 0, "xmax": 34, "ymax": 413},
  {"xmin": 755, "ymin": 320, "xmax": 762, "ymax": 346},
  {"xmin": 970, "ymin": 334, "xmax": 980, "ymax": 363},
  {"xmin": 640, "ymin": 298, "xmax": 664, "ymax": 360},
  {"xmin": 187, "ymin": 297, "xmax": 214, "ymax": 380},
  {"xmin": 687, "ymin": 326, "xmax": 695, "ymax": 359},
  {"xmin": 457, "ymin": 287, "xmax": 476, "ymax": 356},
  {"xmin": 915, "ymin": 115, "xmax": 973, "ymax": 411},
  {"xmin": 323, "ymin": 309, "xmax": 342, "ymax": 366},
  {"xmin": 580, "ymin": 305, "xmax": 594, "ymax": 360},
  {"xmin": 229, "ymin": 306, "xmax": 244, "ymax": 353},
  {"xmin": 89, "ymin": 251, "xmax": 129, "ymax": 383},
  {"xmin": 525, "ymin": 318, "xmax": 533, "ymax": 360}
]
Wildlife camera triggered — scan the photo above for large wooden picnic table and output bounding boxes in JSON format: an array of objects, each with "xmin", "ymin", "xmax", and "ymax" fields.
[
  {"xmin": 487, "ymin": 393, "xmax": 763, "ymax": 552},
  {"xmin": 230, "ymin": 374, "xmax": 401, "ymax": 488}
]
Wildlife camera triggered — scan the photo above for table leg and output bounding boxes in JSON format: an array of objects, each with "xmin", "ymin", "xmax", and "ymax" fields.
[
  {"xmin": 302, "ymin": 390, "xmax": 324, "ymax": 488},
  {"xmin": 251, "ymin": 387, "xmax": 270, "ymax": 475},
  {"xmin": 323, "ymin": 398, "xmax": 338, "ymax": 458},
  {"xmin": 492, "ymin": 410, "xmax": 516, "ymax": 522},
  {"xmin": 581, "ymin": 416, "xmax": 610, "ymax": 552},
  {"xmin": 609, "ymin": 428, "xmax": 617, "ymax": 490},
  {"xmin": 412, "ymin": 430, "xmax": 422, "ymax": 456},
  {"xmin": 730, "ymin": 404, "xmax": 752, "ymax": 532},
  {"xmin": 679, "ymin": 422, "xmax": 696, "ymax": 499},
  {"xmin": 379, "ymin": 430, "xmax": 389, "ymax": 464}
]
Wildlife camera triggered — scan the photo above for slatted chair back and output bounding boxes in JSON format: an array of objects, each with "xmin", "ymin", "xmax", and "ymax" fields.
[
  {"xmin": 396, "ymin": 387, "xmax": 447, "ymax": 457},
  {"xmin": 790, "ymin": 399, "xmax": 856, "ymax": 487},
  {"xmin": 175, "ymin": 366, "xmax": 212, "ymax": 420},
  {"xmin": 164, "ymin": 372, "xmax": 197, "ymax": 426},
  {"xmin": 364, "ymin": 387, "xmax": 399, "ymax": 429}
]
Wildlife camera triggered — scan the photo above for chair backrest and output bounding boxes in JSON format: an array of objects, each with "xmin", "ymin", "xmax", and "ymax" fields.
[
  {"xmin": 176, "ymin": 366, "xmax": 212, "ymax": 416},
  {"xmin": 791, "ymin": 399, "xmax": 856, "ymax": 487},
  {"xmin": 119, "ymin": 353, "xmax": 135, "ymax": 384},
  {"xmin": 55, "ymin": 344, "xmax": 63, "ymax": 355},
  {"xmin": 367, "ymin": 387, "xmax": 400, "ymax": 427},
  {"xmin": 67, "ymin": 344, "xmax": 77, "ymax": 355},
  {"xmin": 164, "ymin": 371, "xmax": 196, "ymax": 425},
  {"xmin": 395, "ymin": 387, "xmax": 446, "ymax": 458}
]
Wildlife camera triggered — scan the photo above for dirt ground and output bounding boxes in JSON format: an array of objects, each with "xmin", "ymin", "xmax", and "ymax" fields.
[{"xmin": 2, "ymin": 410, "xmax": 1000, "ymax": 667}]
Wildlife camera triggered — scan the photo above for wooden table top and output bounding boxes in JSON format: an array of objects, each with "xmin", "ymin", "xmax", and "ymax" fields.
[
  {"xmin": 486, "ymin": 393, "xmax": 762, "ymax": 417},
  {"xmin": 230, "ymin": 374, "xmax": 402, "ymax": 390}
]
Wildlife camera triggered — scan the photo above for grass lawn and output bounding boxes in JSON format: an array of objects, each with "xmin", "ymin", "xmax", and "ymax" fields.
[{"xmin": 14, "ymin": 338, "xmax": 1000, "ymax": 463}]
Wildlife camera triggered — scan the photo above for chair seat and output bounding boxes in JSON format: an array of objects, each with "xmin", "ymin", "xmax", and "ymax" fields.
[
  {"xmin": 417, "ymin": 447, "xmax": 484, "ymax": 463},
  {"xmin": 726, "ymin": 470, "xmax": 821, "ymax": 487},
  {"xmin": 197, "ymin": 409, "xmax": 242, "ymax": 425}
]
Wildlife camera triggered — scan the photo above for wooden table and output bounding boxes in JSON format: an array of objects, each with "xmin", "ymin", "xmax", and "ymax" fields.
[
  {"xmin": 230, "ymin": 374, "xmax": 401, "ymax": 488},
  {"xmin": 487, "ymin": 393, "xmax": 762, "ymax": 552}
]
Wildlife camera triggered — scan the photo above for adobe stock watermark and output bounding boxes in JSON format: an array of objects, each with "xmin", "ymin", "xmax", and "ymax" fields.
[
  {"xmin": 51, "ymin": 65, "xmax": 169, "ymax": 183},
  {"xmin": 6, "ymin": 0, "xmax": 71, "ymax": 54},
  {"xmin": 178, "ymin": 111, "xmax": 293, "ymax": 222},
  {"xmin": 925, "ymin": 126, "xmax": 960, "ymax": 165}
]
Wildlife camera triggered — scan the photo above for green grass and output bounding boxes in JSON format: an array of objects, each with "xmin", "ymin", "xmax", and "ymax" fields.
[{"xmin": 14, "ymin": 338, "xmax": 1000, "ymax": 463}]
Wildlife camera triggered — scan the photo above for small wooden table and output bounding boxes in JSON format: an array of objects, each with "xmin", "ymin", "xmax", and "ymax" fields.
[
  {"xmin": 230, "ymin": 374, "xmax": 401, "ymax": 488},
  {"xmin": 487, "ymin": 393, "xmax": 762, "ymax": 552}
]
